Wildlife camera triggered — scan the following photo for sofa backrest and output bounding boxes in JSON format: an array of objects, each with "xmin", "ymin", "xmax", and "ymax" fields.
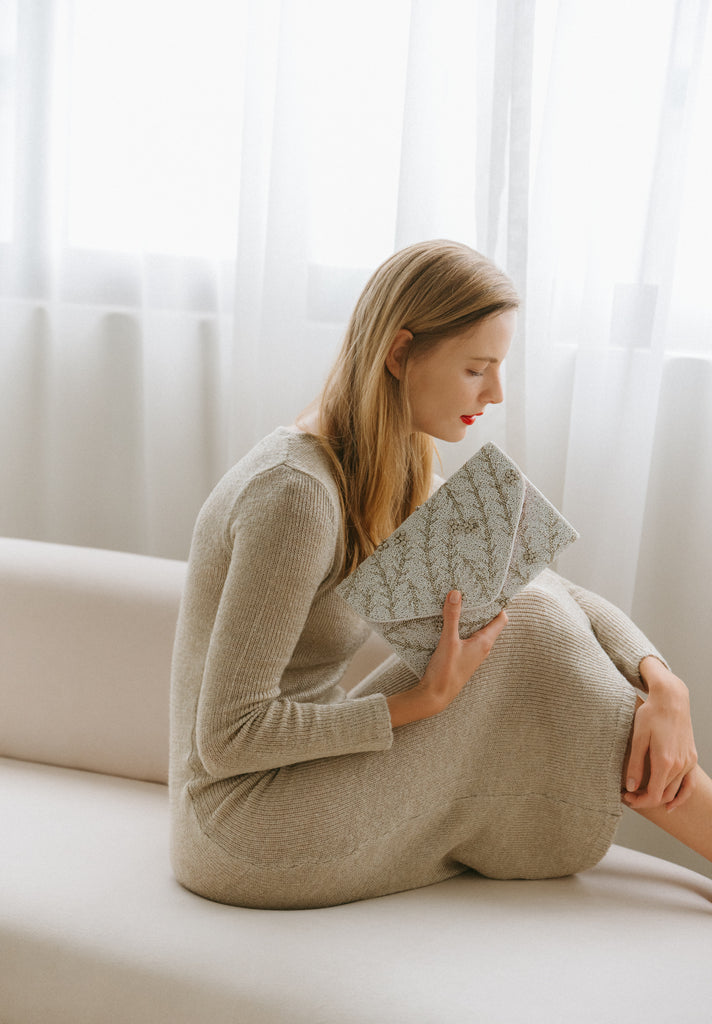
[{"xmin": 0, "ymin": 538, "xmax": 185, "ymax": 784}]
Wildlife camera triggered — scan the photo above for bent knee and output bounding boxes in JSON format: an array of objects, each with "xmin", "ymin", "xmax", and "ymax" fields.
[
  {"xmin": 507, "ymin": 577, "xmax": 592, "ymax": 639},
  {"xmin": 491, "ymin": 579, "xmax": 620, "ymax": 692}
]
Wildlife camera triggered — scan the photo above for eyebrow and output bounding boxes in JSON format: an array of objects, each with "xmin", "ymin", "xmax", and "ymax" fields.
[{"xmin": 466, "ymin": 355, "xmax": 502, "ymax": 365}]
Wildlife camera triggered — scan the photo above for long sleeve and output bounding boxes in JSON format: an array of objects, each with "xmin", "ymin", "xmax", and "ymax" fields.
[
  {"xmin": 553, "ymin": 572, "xmax": 669, "ymax": 686},
  {"xmin": 193, "ymin": 465, "xmax": 393, "ymax": 777}
]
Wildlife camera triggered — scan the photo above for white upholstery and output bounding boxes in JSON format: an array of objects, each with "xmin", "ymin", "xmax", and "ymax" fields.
[
  {"xmin": 1, "ymin": 536, "xmax": 711, "ymax": 1023},
  {"xmin": 0, "ymin": 538, "xmax": 184, "ymax": 783}
]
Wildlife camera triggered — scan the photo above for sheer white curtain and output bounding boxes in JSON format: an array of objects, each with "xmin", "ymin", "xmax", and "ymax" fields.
[
  {"xmin": 1, "ymin": 1, "xmax": 711, "ymax": 776},
  {"xmin": 1, "ymin": 0, "xmax": 711, "ymax": 875},
  {"xmin": 0, "ymin": 0, "xmax": 249, "ymax": 556}
]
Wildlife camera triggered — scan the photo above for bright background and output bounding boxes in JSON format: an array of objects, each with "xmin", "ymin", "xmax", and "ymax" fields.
[{"xmin": 1, "ymin": 0, "xmax": 710, "ymax": 877}]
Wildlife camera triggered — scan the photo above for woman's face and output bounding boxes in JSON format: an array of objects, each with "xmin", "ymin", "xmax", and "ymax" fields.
[{"xmin": 393, "ymin": 310, "xmax": 516, "ymax": 442}]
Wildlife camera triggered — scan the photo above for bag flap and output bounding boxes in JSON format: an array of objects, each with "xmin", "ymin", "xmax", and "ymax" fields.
[{"xmin": 336, "ymin": 443, "xmax": 525, "ymax": 624}]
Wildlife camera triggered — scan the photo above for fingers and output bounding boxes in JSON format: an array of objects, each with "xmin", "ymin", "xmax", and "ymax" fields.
[
  {"xmin": 661, "ymin": 773, "xmax": 685, "ymax": 806},
  {"xmin": 624, "ymin": 725, "xmax": 648, "ymax": 796},
  {"xmin": 664, "ymin": 768, "xmax": 696, "ymax": 812},
  {"xmin": 624, "ymin": 768, "xmax": 670, "ymax": 809},
  {"xmin": 439, "ymin": 590, "xmax": 463, "ymax": 642},
  {"xmin": 423, "ymin": 592, "xmax": 504, "ymax": 716},
  {"xmin": 638, "ymin": 749, "xmax": 697, "ymax": 808},
  {"xmin": 440, "ymin": 591, "xmax": 508, "ymax": 648},
  {"xmin": 625, "ymin": 769, "xmax": 696, "ymax": 812},
  {"xmin": 472, "ymin": 608, "xmax": 509, "ymax": 648},
  {"xmin": 623, "ymin": 756, "xmax": 696, "ymax": 809},
  {"xmin": 622, "ymin": 690, "xmax": 699, "ymax": 812},
  {"xmin": 643, "ymin": 764, "xmax": 669, "ymax": 807}
]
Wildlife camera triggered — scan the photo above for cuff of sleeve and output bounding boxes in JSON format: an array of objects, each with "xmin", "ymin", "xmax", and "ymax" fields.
[
  {"xmin": 615, "ymin": 643, "xmax": 668, "ymax": 688},
  {"xmin": 636, "ymin": 652, "xmax": 671, "ymax": 689},
  {"xmin": 352, "ymin": 692, "xmax": 394, "ymax": 751}
]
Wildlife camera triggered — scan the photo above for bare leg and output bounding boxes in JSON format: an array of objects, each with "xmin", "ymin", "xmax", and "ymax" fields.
[{"xmin": 630, "ymin": 765, "xmax": 712, "ymax": 863}]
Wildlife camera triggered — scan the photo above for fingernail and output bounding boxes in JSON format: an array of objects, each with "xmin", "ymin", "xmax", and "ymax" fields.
[
  {"xmin": 448, "ymin": 590, "xmax": 461, "ymax": 604},
  {"xmin": 626, "ymin": 778, "xmax": 637, "ymax": 793}
]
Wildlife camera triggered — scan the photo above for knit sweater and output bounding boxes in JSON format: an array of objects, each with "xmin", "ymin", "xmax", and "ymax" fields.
[{"xmin": 169, "ymin": 427, "xmax": 666, "ymax": 909}]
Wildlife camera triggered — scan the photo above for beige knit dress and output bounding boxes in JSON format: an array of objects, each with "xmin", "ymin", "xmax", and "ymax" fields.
[{"xmin": 169, "ymin": 427, "xmax": 665, "ymax": 909}]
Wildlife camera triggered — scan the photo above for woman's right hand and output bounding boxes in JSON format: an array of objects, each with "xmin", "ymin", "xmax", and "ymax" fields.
[{"xmin": 386, "ymin": 590, "xmax": 508, "ymax": 728}]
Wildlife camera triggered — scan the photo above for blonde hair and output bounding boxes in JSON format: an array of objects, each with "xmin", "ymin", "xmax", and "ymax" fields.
[{"xmin": 306, "ymin": 239, "xmax": 519, "ymax": 578}]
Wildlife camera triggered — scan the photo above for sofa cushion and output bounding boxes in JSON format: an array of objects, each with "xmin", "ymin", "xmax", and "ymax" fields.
[
  {"xmin": 0, "ymin": 538, "xmax": 185, "ymax": 783},
  {"xmin": 2, "ymin": 756, "xmax": 711, "ymax": 1024}
]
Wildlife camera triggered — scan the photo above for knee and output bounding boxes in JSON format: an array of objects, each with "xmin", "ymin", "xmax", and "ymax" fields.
[
  {"xmin": 508, "ymin": 583, "xmax": 559, "ymax": 623},
  {"xmin": 506, "ymin": 579, "xmax": 591, "ymax": 643},
  {"xmin": 493, "ymin": 579, "xmax": 612, "ymax": 688}
]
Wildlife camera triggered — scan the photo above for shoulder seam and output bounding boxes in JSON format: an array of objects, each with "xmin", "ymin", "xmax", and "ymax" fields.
[{"xmin": 222, "ymin": 461, "xmax": 338, "ymax": 554}]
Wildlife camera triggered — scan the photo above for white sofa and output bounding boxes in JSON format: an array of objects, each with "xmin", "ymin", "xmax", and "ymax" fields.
[{"xmin": 1, "ymin": 536, "xmax": 711, "ymax": 1024}]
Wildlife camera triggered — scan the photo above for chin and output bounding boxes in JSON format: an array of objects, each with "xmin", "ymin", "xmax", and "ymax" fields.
[{"xmin": 428, "ymin": 425, "xmax": 468, "ymax": 443}]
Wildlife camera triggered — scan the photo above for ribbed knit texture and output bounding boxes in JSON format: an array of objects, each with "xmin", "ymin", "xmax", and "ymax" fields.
[{"xmin": 169, "ymin": 428, "xmax": 667, "ymax": 909}]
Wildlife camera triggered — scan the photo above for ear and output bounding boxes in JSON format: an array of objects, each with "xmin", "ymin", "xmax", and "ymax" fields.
[{"xmin": 385, "ymin": 329, "xmax": 414, "ymax": 380}]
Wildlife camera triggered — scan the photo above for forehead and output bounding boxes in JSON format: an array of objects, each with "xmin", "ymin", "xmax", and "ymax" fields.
[{"xmin": 448, "ymin": 310, "xmax": 515, "ymax": 362}]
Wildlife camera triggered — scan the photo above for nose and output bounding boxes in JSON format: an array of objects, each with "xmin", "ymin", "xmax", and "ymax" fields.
[{"xmin": 484, "ymin": 370, "xmax": 504, "ymax": 405}]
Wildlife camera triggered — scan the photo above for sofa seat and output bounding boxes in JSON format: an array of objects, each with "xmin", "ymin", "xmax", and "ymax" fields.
[
  {"xmin": 2, "ymin": 537, "xmax": 711, "ymax": 1023},
  {"xmin": 2, "ymin": 755, "xmax": 711, "ymax": 1024}
]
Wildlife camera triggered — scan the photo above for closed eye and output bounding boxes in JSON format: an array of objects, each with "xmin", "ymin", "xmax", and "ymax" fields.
[{"xmin": 467, "ymin": 370, "xmax": 484, "ymax": 377}]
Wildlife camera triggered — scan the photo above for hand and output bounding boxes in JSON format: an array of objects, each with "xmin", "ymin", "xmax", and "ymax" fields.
[
  {"xmin": 386, "ymin": 591, "xmax": 508, "ymax": 727},
  {"xmin": 622, "ymin": 658, "xmax": 698, "ymax": 812}
]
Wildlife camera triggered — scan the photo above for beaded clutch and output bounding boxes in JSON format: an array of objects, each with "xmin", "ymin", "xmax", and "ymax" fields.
[{"xmin": 336, "ymin": 443, "xmax": 579, "ymax": 677}]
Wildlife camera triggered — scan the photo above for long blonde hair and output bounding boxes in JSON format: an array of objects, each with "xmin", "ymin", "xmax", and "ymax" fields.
[{"xmin": 306, "ymin": 239, "xmax": 519, "ymax": 578}]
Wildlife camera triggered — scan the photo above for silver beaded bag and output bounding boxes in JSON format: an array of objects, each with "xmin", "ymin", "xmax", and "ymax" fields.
[{"xmin": 336, "ymin": 442, "xmax": 579, "ymax": 677}]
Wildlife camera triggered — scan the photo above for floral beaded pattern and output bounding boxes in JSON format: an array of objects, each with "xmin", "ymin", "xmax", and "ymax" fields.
[{"xmin": 336, "ymin": 443, "xmax": 579, "ymax": 678}]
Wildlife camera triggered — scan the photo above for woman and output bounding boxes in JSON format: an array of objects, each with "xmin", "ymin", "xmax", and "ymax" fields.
[{"xmin": 169, "ymin": 239, "xmax": 709, "ymax": 909}]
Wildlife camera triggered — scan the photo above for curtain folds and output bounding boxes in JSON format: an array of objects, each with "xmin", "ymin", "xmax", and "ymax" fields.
[
  {"xmin": 1, "ymin": 0, "xmax": 710, "ymax": 654},
  {"xmin": 2, "ymin": 0, "xmax": 711, "ymax": 879}
]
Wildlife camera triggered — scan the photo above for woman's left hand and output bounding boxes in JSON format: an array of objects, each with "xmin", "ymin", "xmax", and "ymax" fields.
[{"xmin": 623, "ymin": 657, "xmax": 698, "ymax": 812}]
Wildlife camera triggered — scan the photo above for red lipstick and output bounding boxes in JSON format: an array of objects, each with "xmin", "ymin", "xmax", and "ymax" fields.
[{"xmin": 460, "ymin": 414, "xmax": 482, "ymax": 425}]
